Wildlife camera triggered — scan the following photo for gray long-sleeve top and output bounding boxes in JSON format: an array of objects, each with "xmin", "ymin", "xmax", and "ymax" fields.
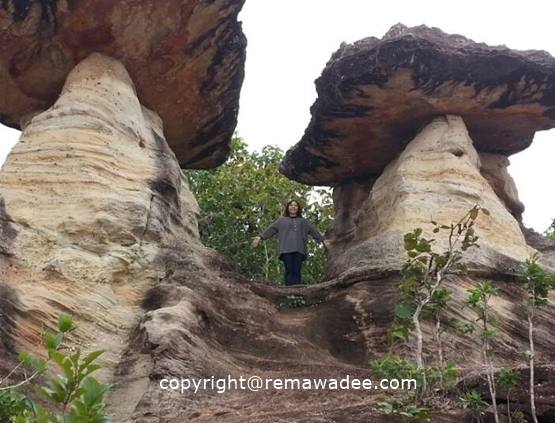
[{"xmin": 259, "ymin": 216, "xmax": 325, "ymax": 257}]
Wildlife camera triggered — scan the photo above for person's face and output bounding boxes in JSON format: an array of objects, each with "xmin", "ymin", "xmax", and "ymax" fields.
[{"xmin": 288, "ymin": 202, "xmax": 299, "ymax": 215}]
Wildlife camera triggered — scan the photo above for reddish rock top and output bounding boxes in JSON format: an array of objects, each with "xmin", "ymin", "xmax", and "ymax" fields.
[
  {"xmin": 279, "ymin": 23, "xmax": 555, "ymax": 185},
  {"xmin": 0, "ymin": 0, "xmax": 246, "ymax": 168}
]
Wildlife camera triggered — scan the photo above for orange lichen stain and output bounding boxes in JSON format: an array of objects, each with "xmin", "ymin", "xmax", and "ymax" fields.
[
  {"xmin": 156, "ymin": 32, "xmax": 189, "ymax": 55},
  {"xmin": 58, "ymin": 0, "xmax": 116, "ymax": 50},
  {"xmin": 112, "ymin": 284, "xmax": 144, "ymax": 304}
]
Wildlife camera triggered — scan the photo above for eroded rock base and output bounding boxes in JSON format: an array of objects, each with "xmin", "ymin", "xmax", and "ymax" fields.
[{"xmin": 328, "ymin": 115, "xmax": 537, "ymax": 278}]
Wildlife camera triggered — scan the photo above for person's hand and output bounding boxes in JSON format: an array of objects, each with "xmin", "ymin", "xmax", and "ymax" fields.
[
  {"xmin": 323, "ymin": 239, "xmax": 332, "ymax": 249},
  {"xmin": 251, "ymin": 236, "xmax": 261, "ymax": 248}
]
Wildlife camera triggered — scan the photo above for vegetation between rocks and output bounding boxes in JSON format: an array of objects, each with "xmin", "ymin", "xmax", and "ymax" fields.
[
  {"xmin": 0, "ymin": 313, "xmax": 109, "ymax": 422},
  {"xmin": 374, "ymin": 205, "xmax": 555, "ymax": 422},
  {"xmin": 186, "ymin": 136, "xmax": 334, "ymax": 285}
]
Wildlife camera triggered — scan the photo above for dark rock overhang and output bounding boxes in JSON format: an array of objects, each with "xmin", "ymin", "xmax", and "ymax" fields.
[
  {"xmin": 0, "ymin": 0, "xmax": 246, "ymax": 169},
  {"xmin": 280, "ymin": 23, "xmax": 555, "ymax": 185}
]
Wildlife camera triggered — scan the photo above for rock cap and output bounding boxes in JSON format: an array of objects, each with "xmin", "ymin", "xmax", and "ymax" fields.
[
  {"xmin": 280, "ymin": 23, "xmax": 555, "ymax": 185},
  {"xmin": 0, "ymin": 0, "xmax": 246, "ymax": 168}
]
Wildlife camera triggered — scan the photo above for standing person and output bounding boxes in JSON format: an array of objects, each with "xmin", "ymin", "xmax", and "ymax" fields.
[{"xmin": 251, "ymin": 200, "xmax": 332, "ymax": 286}]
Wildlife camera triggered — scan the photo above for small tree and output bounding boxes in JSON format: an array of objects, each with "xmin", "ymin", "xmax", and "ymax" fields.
[
  {"xmin": 518, "ymin": 253, "xmax": 555, "ymax": 423},
  {"xmin": 394, "ymin": 204, "xmax": 488, "ymax": 375},
  {"xmin": 544, "ymin": 218, "xmax": 555, "ymax": 241},
  {"xmin": 186, "ymin": 136, "xmax": 334, "ymax": 284},
  {"xmin": 372, "ymin": 355, "xmax": 457, "ymax": 422},
  {"xmin": 460, "ymin": 390, "xmax": 489, "ymax": 423},
  {"xmin": 425, "ymin": 288, "xmax": 452, "ymax": 372},
  {"xmin": 498, "ymin": 368, "xmax": 520, "ymax": 423},
  {"xmin": 0, "ymin": 312, "xmax": 109, "ymax": 422},
  {"xmin": 467, "ymin": 280, "xmax": 500, "ymax": 423}
]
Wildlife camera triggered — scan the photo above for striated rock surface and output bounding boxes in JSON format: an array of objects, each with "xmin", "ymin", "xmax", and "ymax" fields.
[
  {"xmin": 279, "ymin": 23, "xmax": 555, "ymax": 186},
  {"xmin": 64, "ymin": 238, "xmax": 555, "ymax": 423},
  {"xmin": 327, "ymin": 115, "xmax": 537, "ymax": 277},
  {"xmin": 0, "ymin": 52, "xmax": 210, "ymax": 417},
  {"xmin": 479, "ymin": 152, "xmax": 525, "ymax": 220},
  {"xmin": 116, "ymin": 271, "xmax": 555, "ymax": 422},
  {"xmin": 0, "ymin": 0, "xmax": 246, "ymax": 168},
  {"xmin": 1, "ymin": 17, "xmax": 555, "ymax": 423}
]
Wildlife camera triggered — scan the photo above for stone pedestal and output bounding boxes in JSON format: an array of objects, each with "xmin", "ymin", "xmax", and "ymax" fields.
[
  {"xmin": 329, "ymin": 115, "xmax": 535, "ymax": 277},
  {"xmin": 0, "ymin": 53, "xmax": 202, "ymax": 403}
]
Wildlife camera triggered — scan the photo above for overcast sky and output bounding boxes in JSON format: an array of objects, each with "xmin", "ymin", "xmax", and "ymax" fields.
[{"xmin": 0, "ymin": 0, "xmax": 553, "ymax": 232}]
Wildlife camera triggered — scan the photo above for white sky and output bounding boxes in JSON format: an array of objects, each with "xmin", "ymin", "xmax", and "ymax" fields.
[{"xmin": 0, "ymin": 0, "xmax": 553, "ymax": 232}]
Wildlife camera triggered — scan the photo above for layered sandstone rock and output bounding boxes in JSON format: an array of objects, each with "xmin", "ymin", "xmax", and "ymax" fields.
[
  {"xmin": 0, "ymin": 1, "xmax": 247, "ymax": 419},
  {"xmin": 115, "ymin": 270, "xmax": 555, "ymax": 422},
  {"xmin": 0, "ymin": 52, "xmax": 210, "ymax": 412},
  {"xmin": 281, "ymin": 23, "xmax": 555, "ymax": 276},
  {"xmin": 0, "ymin": 0, "xmax": 246, "ymax": 168},
  {"xmin": 280, "ymin": 24, "xmax": 555, "ymax": 186},
  {"xmin": 479, "ymin": 152, "xmax": 525, "ymax": 220},
  {"xmin": 328, "ymin": 115, "xmax": 536, "ymax": 277}
]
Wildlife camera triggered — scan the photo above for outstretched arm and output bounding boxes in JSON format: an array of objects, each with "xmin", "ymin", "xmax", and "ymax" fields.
[
  {"xmin": 260, "ymin": 218, "xmax": 280, "ymax": 240},
  {"xmin": 252, "ymin": 218, "xmax": 280, "ymax": 248},
  {"xmin": 307, "ymin": 221, "xmax": 325, "ymax": 243},
  {"xmin": 307, "ymin": 220, "xmax": 332, "ymax": 249}
]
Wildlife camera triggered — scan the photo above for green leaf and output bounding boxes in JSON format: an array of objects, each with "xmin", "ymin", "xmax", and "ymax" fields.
[
  {"xmin": 83, "ymin": 364, "xmax": 103, "ymax": 376},
  {"xmin": 58, "ymin": 312, "xmax": 75, "ymax": 333},
  {"xmin": 378, "ymin": 401, "xmax": 394, "ymax": 414},
  {"xmin": 44, "ymin": 332, "xmax": 64, "ymax": 351},
  {"xmin": 395, "ymin": 303, "xmax": 414, "ymax": 319},
  {"xmin": 80, "ymin": 350, "xmax": 104, "ymax": 371},
  {"xmin": 19, "ymin": 351, "xmax": 48, "ymax": 373},
  {"xmin": 50, "ymin": 349, "xmax": 75, "ymax": 385}
]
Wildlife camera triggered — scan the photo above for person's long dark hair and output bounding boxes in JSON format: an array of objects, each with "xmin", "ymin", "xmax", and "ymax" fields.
[{"xmin": 282, "ymin": 200, "xmax": 303, "ymax": 217}]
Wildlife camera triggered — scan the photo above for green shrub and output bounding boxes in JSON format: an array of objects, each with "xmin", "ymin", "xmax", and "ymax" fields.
[
  {"xmin": 0, "ymin": 312, "xmax": 109, "ymax": 422},
  {"xmin": 371, "ymin": 355, "xmax": 458, "ymax": 398},
  {"xmin": 0, "ymin": 390, "xmax": 33, "ymax": 421},
  {"xmin": 377, "ymin": 398, "xmax": 431, "ymax": 422},
  {"xmin": 460, "ymin": 390, "xmax": 488, "ymax": 423}
]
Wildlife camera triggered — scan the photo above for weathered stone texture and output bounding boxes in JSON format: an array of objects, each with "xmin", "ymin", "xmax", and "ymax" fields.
[
  {"xmin": 327, "ymin": 115, "xmax": 536, "ymax": 277},
  {"xmin": 0, "ymin": 53, "xmax": 208, "ymax": 416},
  {"xmin": 0, "ymin": 0, "xmax": 246, "ymax": 168},
  {"xmin": 280, "ymin": 24, "xmax": 555, "ymax": 185}
]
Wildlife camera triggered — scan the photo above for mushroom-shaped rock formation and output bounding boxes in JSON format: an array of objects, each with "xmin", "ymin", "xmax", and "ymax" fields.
[
  {"xmin": 3, "ymin": 13, "xmax": 555, "ymax": 422},
  {"xmin": 0, "ymin": 50, "xmax": 211, "ymax": 418},
  {"xmin": 0, "ymin": 0, "xmax": 246, "ymax": 168},
  {"xmin": 280, "ymin": 23, "xmax": 555, "ymax": 186},
  {"xmin": 282, "ymin": 24, "xmax": 555, "ymax": 276},
  {"xmin": 328, "ymin": 114, "xmax": 536, "ymax": 276},
  {"xmin": 0, "ymin": 1, "xmax": 245, "ymax": 419}
]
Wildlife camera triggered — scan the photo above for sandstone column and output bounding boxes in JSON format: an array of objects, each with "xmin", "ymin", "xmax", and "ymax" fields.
[
  {"xmin": 0, "ymin": 1, "xmax": 247, "ymax": 420},
  {"xmin": 328, "ymin": 115, "xmax": 535, "ymax": 276},
  {"xmin": 279, "ymin": 23, "xmax": 555, "ymax": 277},
  {"xmin": 0, "ymin": 53, "xmax": 203, "ymax": 381}
]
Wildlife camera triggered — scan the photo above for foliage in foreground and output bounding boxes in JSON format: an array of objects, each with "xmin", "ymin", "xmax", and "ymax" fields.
[
  {"xmin": 518, "ymin": 253, "xmax": 555, "ymax": 423},
  {"xmin": 0, "ymin": 312, "xmax": 109, "ymax": 422},
  {"xmin": 544, "ymin": 219, "xmax": 555, "ymax": 241},
  {"xmin": 375, "ymin": 206, "xmax": 555, "ymax": 422}
]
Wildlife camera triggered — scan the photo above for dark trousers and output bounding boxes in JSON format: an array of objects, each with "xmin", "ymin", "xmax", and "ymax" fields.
[{"xmin": 280, "ymin": 252, "xmax": 305, "ymax": 286}]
